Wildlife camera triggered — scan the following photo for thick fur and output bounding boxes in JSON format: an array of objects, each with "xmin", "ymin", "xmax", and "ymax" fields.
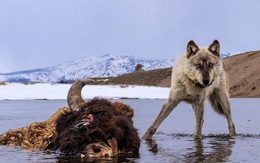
[
  {"xmin": 52, "ymin": 98, "xmax": 140, "ymax": 155},
  {"xmin": 143, "ymin": 40, "xmax": 236, "ymax": 140}
]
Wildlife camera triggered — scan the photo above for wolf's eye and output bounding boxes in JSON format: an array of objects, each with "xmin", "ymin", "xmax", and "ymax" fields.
[
  {"xmin": 208, "ymin": 63, "xmax": 214, "ymax": 68},
  {"xmin": 195, "ymin": 64, "xmax": 201, "ymax": 68}
]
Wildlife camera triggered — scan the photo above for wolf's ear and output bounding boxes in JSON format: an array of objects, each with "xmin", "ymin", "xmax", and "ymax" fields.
[
  {"xmin": 187, "ymin": 40, "xmax": 199, "ymax": 58},
  {"xmin": 208, "ymin": 40, "xmax": 220, "ymax": 57}
]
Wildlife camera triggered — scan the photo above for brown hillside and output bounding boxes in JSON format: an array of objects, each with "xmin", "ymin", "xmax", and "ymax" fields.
[
  {"xmin": 90, "ymin": 51, "xmax": 260, "ymax": 98},
  {"xmin": 223, "ymin": 51, "xmax": 260, "ymax": 97},
  {"xmin": 93, "ymin": 68, "xmax": 172, "ymax": 86},
  {"xmin": 0, "ymin": 82, "xmax": 6, "ymax": 85}
]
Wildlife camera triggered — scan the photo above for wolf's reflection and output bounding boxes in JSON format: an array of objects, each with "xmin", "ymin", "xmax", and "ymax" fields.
[
  {"xmin": 184, "ymin": 135, "xmax": 235, "ymax": 162},
  {"xmin": 145, "ymin": 134, "xmax": 235, "ymax": 162}
]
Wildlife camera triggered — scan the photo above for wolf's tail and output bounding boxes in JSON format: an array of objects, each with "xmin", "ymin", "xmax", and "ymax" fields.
[{"xmin": 208, "ymin": 92, "xmax": 225, "ymax": 115}]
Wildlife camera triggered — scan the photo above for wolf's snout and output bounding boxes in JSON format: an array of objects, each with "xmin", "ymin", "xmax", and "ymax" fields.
[{"xmin": 203, "ymin": 79, "xmax": 210, "ymax": 86}]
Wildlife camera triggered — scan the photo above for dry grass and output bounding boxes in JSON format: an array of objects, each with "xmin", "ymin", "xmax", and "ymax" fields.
[
  {"xmin": 0, "ymin": 82, "xmax": 6, "ymax": 85},
  {"xmin": 89, "ymin": 68, "xmax": 172, "ymax": 87},
  {"xmin": 223, "ymin": 50, "xmax": 260, "ymax": 97}
]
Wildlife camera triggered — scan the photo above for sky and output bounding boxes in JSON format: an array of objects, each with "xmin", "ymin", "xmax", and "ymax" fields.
[{"xmin": 0, "ymin": 0, "xmax": 260, "ymax": 73}]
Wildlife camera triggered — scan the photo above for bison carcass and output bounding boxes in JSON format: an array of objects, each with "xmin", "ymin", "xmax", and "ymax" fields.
[{"xmin": 0, "ymin": 79, "xmax": 140, "ymax": 157}]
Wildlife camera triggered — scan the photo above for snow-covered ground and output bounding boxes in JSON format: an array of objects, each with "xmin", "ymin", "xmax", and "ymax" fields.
[{"xmin": 0, "ymin": 83, "xmax": 170, "ymax": 100}]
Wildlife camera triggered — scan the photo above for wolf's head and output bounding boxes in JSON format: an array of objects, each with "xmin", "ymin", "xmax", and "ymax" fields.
[{"xmin": 184, "ymin": 40, "xmax": 223, "ymax": 88}]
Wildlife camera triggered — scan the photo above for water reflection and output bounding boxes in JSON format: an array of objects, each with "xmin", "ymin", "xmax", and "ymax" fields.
[
  {"xmin": 145, "ymin": 134, "xmax": 235, "ymax": 163},
  {"xmin": 56, "ymin": 156, "xmax": 133, "ymax": 163},
  {"xmin": 53, "ymin": 151, "xmax": 139, "ymax": 163},
  {"xmin": 184, "ymin": 135, "xmax": 235, "ymax": 162},
  {"xmin": 1, "ymin": 99, "xmax": 260, "ymax": 162},
  {"xmin": 145, "ymin": 139, "xmax": 158, "ymax": 153}
]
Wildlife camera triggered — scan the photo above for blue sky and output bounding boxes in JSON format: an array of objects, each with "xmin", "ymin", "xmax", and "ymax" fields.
[{"xmin": 0, "ymin": 0, "xmax": 260, "ymax": 72}]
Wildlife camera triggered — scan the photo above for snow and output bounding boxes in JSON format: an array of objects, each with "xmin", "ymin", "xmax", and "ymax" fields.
[
  {"xmin": 0, "ymin": 54, "xmax": 173, "ymax": 83},
  {"xmin": 0, "ymin": 83, "xmax": 170, "ymax": 100}
]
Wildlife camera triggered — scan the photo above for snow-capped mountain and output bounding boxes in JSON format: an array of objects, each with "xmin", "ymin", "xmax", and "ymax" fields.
[
  {"xmin": 221, "ymin": 52, "xmax": 231, "ymax": 58},
  {"xmin": 0, "ymin": 54, "xmax": 173, "ymax": 83}
]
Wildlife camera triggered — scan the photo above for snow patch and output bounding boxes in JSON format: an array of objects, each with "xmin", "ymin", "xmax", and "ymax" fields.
[{"xmin": 0, "ymin": 83, "xmax": 169, "ymax": 100}]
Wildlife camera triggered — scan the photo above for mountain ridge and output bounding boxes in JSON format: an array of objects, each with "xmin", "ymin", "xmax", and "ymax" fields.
[{"xmin": 0, "ymin": 54, "xmax": 173, "ymax": 83}]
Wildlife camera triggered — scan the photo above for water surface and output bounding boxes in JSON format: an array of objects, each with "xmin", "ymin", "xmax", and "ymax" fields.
[{"xmin": 1, "ymin": 98, "xmax": 260, "ymax": 162}]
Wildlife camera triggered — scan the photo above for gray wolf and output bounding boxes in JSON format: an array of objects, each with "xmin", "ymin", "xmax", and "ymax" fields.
[{"xmin": 142, "ymin": 40, "xmax": 236, "ymax": 140}]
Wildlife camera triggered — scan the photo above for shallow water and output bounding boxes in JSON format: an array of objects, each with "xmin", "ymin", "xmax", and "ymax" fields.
[{"xmin": 1, "ymin": 98, "xmax": 260, "ymax": 162}]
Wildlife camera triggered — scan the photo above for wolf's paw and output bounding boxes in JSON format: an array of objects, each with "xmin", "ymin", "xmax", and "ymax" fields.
[
  {"xmin": 193, "ymin": 134, "xmax": 202, "ymax": 140},
  {"xmin": 142, "ymin": 128, "xmax": 156, "ymax": 140},
  {"xmin": 229, "ymin": 131, "xmax": 236, "ymax": 137},
  {"xmin": 142, "ymin": 133, "xmax": 153, "ymax": 140},
  {"xmin": 229, "ymin": 124, "xmax": 236, "ymax": 137}
]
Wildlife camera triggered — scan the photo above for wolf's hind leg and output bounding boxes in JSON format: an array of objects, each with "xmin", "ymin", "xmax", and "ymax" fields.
[
  {"xmin": 142, "ymin": 98, "xmax": 180, "ymax": 140},
  {"xmin": 208, "ymin": 89, "xmax": 236, "ymax": 136}
]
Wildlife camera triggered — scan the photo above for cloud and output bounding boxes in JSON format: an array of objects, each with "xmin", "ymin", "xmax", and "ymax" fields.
[{"xmin": 1, "ymin": 0, "xmax": 260, "ymax": 72}]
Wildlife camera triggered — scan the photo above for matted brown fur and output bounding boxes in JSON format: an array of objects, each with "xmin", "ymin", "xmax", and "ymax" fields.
[
  {"xmin": 0, "ymin": 99, "xmax": 139, "ymax": 156},
  {"xmin": 52, "ymin": 98, "xmax": 140, "ymax": 155},
  {"xmin": 0, "ymin": 107, "xmax": 70, "ymax": 150}
]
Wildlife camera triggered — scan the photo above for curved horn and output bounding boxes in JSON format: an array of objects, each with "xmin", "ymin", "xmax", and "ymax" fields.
[{"xmin": 67, "ymin": 79, "xmax": 93, "ymax": 111}]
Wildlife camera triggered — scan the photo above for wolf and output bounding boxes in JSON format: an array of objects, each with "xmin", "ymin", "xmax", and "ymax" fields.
[{"xmin": 142, "ymin": 40, "xmax": 236, "ymax": 140}]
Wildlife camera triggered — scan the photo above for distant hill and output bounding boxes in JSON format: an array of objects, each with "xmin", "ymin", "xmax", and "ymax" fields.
[
  {"xmin": 223, "ymin": 51, "xmax": 260, "ymax": 97},
  {"xmin": 1, "ymin": 51, "xmax": 259, "ymax": 97},
  {"xmin": 91, "ymin": 68, "xmax": 172, "ymax": 86},
  {"xmin": 90, "ymin": 51, "xmax": 260, "ymax": 97},
  {"xmin": 0, "ymin": 54, "xmax": 173, "ymax": 83}
]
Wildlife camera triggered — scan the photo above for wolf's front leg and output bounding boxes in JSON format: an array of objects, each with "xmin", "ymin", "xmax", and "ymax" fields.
[
  {"xmin": 192, "ymin": 103, "xmax": 204, "ymax": 139},
  {"xmin": 142, "ymin": 98, "xmax": 180, "ymax": 140}
]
